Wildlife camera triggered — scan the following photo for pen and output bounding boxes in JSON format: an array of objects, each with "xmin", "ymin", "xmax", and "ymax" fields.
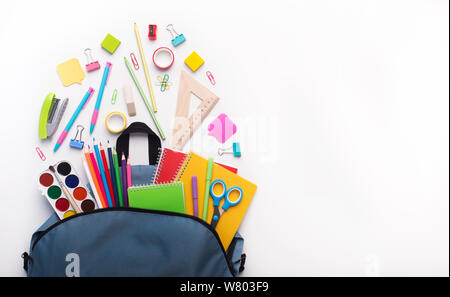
[
  {"xmin": 90, "ymin": 62, "xmax": 112, "ymax": 134},
  {"xmin": 54, "ymin": 87, "xmax": 94, "ymax": 152}
]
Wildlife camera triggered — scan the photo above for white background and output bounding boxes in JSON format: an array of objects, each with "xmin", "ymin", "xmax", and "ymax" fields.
[{"xmin": 0, "ymin": 0, "xmax": 448, "ymax": 276}]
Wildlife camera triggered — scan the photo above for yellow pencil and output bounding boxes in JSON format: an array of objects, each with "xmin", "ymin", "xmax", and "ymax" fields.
[{"xmin": 134, "ymin": 22, "xmax": 157, "ymax": 112}]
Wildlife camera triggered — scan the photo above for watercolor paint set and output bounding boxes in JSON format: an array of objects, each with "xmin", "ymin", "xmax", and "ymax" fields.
[{"xmin": 38, "ymin": 160, "xmax": 97, "ymax": 219}]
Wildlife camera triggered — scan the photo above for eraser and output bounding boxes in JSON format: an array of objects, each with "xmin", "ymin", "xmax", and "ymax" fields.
[
  {"xmin": 101, "ymin": 34, "xmax": 121, "ymax": 54},
  {"xmin": 123, "ymin": 83, "xmax": 136, "ymax": 116}
]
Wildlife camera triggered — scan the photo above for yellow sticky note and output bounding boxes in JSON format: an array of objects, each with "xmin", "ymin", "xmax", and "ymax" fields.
[
  {"xmin": 56, "ymin": 58, "xmax": 85, "ymax": 86},
  {"xmin": 184, "ymin": 51, "xmax": 204, "ymax": 72}
]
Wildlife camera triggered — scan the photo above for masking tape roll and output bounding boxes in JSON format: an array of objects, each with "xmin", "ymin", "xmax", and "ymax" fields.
[
  {"xmin": 152, "ymin": 47, "xmax": 174, "ymax": 69},
  {"xmin": 105, "ymin": 111, "xmax": 127, "ymax": 133}
]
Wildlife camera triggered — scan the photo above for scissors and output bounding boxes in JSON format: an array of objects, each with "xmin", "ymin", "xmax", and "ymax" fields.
[{"xmin": 209, "ymin": 179, "xmax": 243, "ymax": 229}]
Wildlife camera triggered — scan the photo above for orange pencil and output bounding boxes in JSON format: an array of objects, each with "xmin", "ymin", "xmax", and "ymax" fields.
[
  {"xmin": 100, "ymin": 142, "xmax": 116, "ymax": 207},
  {"xmin": 83, "ymin": 147, "xmax": 107, "ymax": 208}
]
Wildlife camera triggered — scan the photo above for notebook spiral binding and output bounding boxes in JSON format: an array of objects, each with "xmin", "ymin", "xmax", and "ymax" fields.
[
  {"xmin": 174, "ymin": 151, "xmax": 193, "ymax": 182},
  {"xmin": 128, "ymin": 182, "xmax": 183, "ymax": 192},
  {"xmin": 150, "ymin": 147, "xmax": 163, "ymax": 184}
]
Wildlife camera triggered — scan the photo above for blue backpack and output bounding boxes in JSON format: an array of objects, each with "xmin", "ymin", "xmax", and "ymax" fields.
[{"xmin": 23, "ymin": 208, "xmax": 246, "ymax": 276}]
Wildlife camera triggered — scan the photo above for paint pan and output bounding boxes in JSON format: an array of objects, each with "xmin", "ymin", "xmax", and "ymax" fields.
[{"xmin": 38, "ymin": 160, "xmax": 97, "ymax": 219}]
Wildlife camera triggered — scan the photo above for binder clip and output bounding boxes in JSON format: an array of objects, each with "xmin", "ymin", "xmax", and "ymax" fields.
[
  {"xmin": 70, "ymin": 125, "xmax": 85, "ymax": 149},
  {"xmin": 166, "ymin": 24, "xmax": 185, "ymax": 47},
  {"xmin": 84, "ymin": 48, "xmax": 100, "ymax": 72},
  {"xmin": 148, "ymin": 24, "xmax": 157, "ymax": 40},
  {"xmin": 218, "ymin": 142, "xmax": 241, "ymax": 157}
]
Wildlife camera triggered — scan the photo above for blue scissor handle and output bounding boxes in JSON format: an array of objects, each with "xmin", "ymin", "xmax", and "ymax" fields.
[
  {"xmin": 210, "ymin": 179, "xmax": 226, "ymax": 207},
  {"xmin": 222, "ymin": 186, "xmax": 243, "ymax": 210}
]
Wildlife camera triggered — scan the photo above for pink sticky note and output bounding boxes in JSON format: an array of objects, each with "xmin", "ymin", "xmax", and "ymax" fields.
[{"xmin": 208, "ymin": 113, "xmax": 237, "ymax": 143}]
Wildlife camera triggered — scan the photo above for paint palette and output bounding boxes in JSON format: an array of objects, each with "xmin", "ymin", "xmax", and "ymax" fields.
[{"xmin": 38, "ymin": 161, "xmax": 97, "ymax": 219}]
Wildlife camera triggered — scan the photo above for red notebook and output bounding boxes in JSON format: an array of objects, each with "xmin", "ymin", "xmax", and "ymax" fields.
[{"xmin": 153, "ymin": 148, "xmax": 237, "ymax": 184}]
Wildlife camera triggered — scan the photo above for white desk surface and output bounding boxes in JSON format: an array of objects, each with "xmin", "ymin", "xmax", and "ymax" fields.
[{"xmin": 0, "ymin": 0, "xmax": 448, "ymax": 276}]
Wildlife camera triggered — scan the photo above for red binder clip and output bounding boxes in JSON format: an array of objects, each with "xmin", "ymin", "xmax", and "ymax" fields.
[
  {"xmin": 206, "ymin": 71, "xmax": 216, "ymax": 85},
  {"xmin": 148, "ymin": 25, "xmax": 157, "ymax": 40}
]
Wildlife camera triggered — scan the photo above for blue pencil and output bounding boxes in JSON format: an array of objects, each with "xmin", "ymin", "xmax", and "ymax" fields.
[
  {"xmin": 93, "ymin": 139, "xmax": 113, "ymax": 207},
  {"xmin": 107, "ymin": 142, "xmax": 120, "ymax": 207}
]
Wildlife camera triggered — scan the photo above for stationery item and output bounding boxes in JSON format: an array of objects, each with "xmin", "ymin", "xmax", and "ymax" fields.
[
  {"xmin": 208, "ymin": 113, "xmax": 237, "ymax": 143},
  {"xmin": 100, "ymin": 142, "xmax": 116, "ymax": 207},
  {"xmin": 121, "ymin": 153, "xmax": 129, "ymax": 207},
  {"xmin": 93, "ymin": 140, "xmax": 113, "ymax": 207},
  {"xmin": 81, "ymin": 155, "xmax": 103, "ymax": 209},
  {"xmin": 172, "ymin": 70, "xmax": 219, "ymax": 150},
  {"xmin": 124, "ymin": 57, "xmax": 166, "ymax": 140},
  {"xmin": 184, "ymin": 51, "xmax": 204, "ymax": 72},
  {"xmin": 101, "ymin": 34, "xmax": 121, "ymax": 54},
  {"xmin": 123, "ymin": 83, "xmax": 136, "ymax": 116},
  {"xmin": 148, "ymin": 24, "xmax": 157, "ymax": 40},
  {"xmin": 107, "ymin": 142, "xmax": 120, "ymax": 207},
  {"xmin": 166, "ymin": 24, "xmax": 185, "ymax": 47},
  {"xmin": 84, "ymin": 48, "xmax": 100, "ymax": 72},
  {"xmin": 54, "ymin": 87, "xmax": 94, "ymax": 152},
  {"xmin": 174, "ymin": 152, "xmax": 257, "ymax": 250},
  {"xmin": 105, "ymin": 111, "xmax": 127, "ymax": 133},
  {"xmin": 157, "ymin": 74, "xmax": 170, "ymax": 92},
  {"xmin": 134, "ymin": 23, "xmax": 157, "ymax": 112},
  {"xmin": 202, "ymin": 158, "xmax": 214, "ymax": 221},
  {"xmin": 127, "ymin": 156, "xmax": 132, "ymax": 190},
  {"xmin": 88, "ymin": 146, "xmax": 108, "ymax": 207},
  {"xmin": 56, "ymin": 58, "xmax": 85, "ymax": 86},
  {"xmin": 218, "ymin": 142, "xmax": 241, "ymax": 157},
  {"xmin": 130, "ymin": 53, "xmax": 139, "ymax": 70},
  {"xmin": 152, "ymin": 47, "xmax": 174, "ymax": 70},
  {"xmin": 36, "ymin": 147, "xmax": 46, "ymax": 161},
  {"xmin": 111, "ymin": 89, "xmax": 118, "ymax": 104},
  {"xmin": 84, "ymin": 147, "xmax": 106, "ymax": 208},
  {"xmin": 39, "ymin": 93, "xmax": 68, "ymax": 139},
  {"xmin": 112, "ymin": 147, "xmax": 124, "ymax": 207},
  {"xmin": 209, "ymin": 180, "xmax": 243, "ymax": 228},
  {"xmin": 192, "ymin": 175, "xmax": 198, "ymax": 217},
  {"xmin": 128, "ymin": 182, "xmax": 185, "ymax": 214},
  {"xmin": 90, "ymin": 62, "xmax": 112, "ymax": 134},
  {"xmin": 39, "ymin": 161, "xmax": 98, "ymax": 219},
  {"xmin": 206, "ymin": 71, "xmax": 216, "ymax": 85},
  {"xmin": 69, "ymin": 125, "xmax": 85, "ymax": 149},
  {"xmin": 153, "ymin": 147, "xmax": 239, "ymax": 184}
]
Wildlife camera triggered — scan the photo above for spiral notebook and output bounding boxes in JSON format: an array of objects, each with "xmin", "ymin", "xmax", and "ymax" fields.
[
  {"xmin": 128, "ymin": 182, "xmax": 186, "ymax": 214},
  {"xmin": 174, "ymin": 152, "xmax": 257, "ymax": 250},
  {"xmin": 153, "ymin": 148, "xmax": 238, "ymax": 184}
]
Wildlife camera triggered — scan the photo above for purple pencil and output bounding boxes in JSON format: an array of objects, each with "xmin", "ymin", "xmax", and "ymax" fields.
[
  {"xmin": 121, "ymin": 153, "xmax": 129, "ymax": 207},
  {"xmin": 192, "ymin": 175, "xmax": 199, "ymax": 217}
]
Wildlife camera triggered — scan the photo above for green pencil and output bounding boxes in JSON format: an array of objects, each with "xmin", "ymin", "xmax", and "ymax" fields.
[
  {"xmin": 113, "ymin": 147, "xmax": 124, "ymax": 207},
  {"xmin": 202, "ymin": 158, "xmax": 214, "ymax": 221},
  {"xmin": 124, "ymin": 56, "xmax": 166, "ymax": 140}
]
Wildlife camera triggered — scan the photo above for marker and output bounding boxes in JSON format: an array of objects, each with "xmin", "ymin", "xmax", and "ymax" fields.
[
  {"xmin": 90, "ymin": 62, "xmax": 112, "ymax": 134},
  {"xmin": 54, "ymin": 87, "xmax": 94, "ymax": 152}
]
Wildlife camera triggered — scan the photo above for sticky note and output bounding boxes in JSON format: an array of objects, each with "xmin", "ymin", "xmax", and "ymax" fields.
[
  {"xmin": 184, "ymin": 51, "xmax": 204, "ymax": 72},
  {"xmin": 56, "ymin": 58, "xmax": 85, "ymax": 86},
  {"xmin": 101, "ymin": 34, "xmax": 121, "ymax": 54}
]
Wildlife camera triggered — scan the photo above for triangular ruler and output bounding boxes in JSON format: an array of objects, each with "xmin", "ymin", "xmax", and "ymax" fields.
[{"xmin": 171, "ymin": 70, "xmax": 219, "ymax": 150}]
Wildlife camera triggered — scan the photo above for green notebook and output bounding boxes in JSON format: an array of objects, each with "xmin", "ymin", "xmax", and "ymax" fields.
[{"xmin": 128, "ymin": 182, "xmax": 186, "ymax": 214}]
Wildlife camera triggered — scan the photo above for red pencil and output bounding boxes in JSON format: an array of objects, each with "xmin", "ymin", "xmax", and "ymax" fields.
[
  {"xmin": 88, "ymin": 146, "xmax": 108, "ymax": 207},
  {"xmin": 100, "ymin": 142, "xmax": 116, "ymax": 207}
]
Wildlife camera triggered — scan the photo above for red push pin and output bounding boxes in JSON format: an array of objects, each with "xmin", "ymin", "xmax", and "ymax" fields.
[{"xmin": 148, "ymin": 25, "xmax": 157, "ymax": 40}]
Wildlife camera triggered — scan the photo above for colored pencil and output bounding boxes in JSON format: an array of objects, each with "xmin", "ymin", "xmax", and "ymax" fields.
[
  {"xmin": 127, "ymin": 156, "xmax": 132, "ymax": 190},
  {"xmin": 81, "ymin": 156, "xmax": 101, "ymax": 209},
  {"xmin": 202, "ymin": 158, "xmax": 214, "ymax": 221},
  {"xmin": 107, "ymin": 142, "xmax": 120, "ymax": 207},
  {"xmin": 93, "ymin": 139, "xmax": 113, "ymax": 207},
  {"xmin": 121, "ymin": 153, "xmax": 129, "ymax": 207},
  {"xmin": 88, "ymin": 147, "xmax": 108, "ymax": 208},
  {"xmin": 192, "ymin": 175, "xmax": 199, "ymax": 217},
  {"xmin": 100, "ymin": 142, "xmax": 116, "ymax": 207},
  {"xmin": 83, "ymin": 147, "xmax": 105, "ymax": 208},
  {"xmin": 134, "ymin": 23, "xmax": 157, "ymax": 112},
  {"xmin": 113, "ymin": 147, "xmax": 124, "ymax": 207}
]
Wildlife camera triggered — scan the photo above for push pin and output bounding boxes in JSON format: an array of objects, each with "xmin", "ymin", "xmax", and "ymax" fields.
[
  {"xmin": 84, "ymin": 48, "xmax": 100, "ymax": 72},
  {"xmin": 166, "ymin": 24, "xmax": 185, "ymax": 47},
  {"xmin": 218, "ymin": 142, "xmax": 241, "ymax": 157},
  {"xmin": 70, "ymin": 125, "xmax": 85, "ymax": 149},
  {"xmin": 148, "ymin": 24, "xmax": 157, "ymax": 40}
]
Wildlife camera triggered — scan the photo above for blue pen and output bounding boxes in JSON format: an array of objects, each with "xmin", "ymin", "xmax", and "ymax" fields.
[
  {"xmin": 90, "ymin": 62, "xmax": 112, "ymax": 134},
  {"xmin": 54, "ymin": 87, "xmax": 94, "ymax": 152},
  {"xmin": 93, "ymin": 139, "xmax": 113, "ymax": 207}
]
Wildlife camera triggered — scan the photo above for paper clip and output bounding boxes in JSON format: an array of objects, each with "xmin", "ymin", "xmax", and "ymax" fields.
[
  {"xmin": 156, "ymin": 74, "xmax": 170, "ymax": 92},
  {"xmin": 130, "ymin": 53, "xmax": 139, "ymax": 70},
  {"xmin": 36, "ymin": 147, "xmax": 46, "ymax": 161},
  {"xmin": 111, "ymin": 89, "xmax": 118, "ymax": 104},
  {"xmin": 206, "ymin": 71, "xmax": 216, "ymax": 85}
]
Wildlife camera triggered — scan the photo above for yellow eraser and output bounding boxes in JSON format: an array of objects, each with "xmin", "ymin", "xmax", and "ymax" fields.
[
  {"xmin": 184, "ymin": 51, "xmax": 204, "ymax": 72},
  {"xmin": 56, "ymin": 58, "xmax": 85, "ymax": 86}
]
